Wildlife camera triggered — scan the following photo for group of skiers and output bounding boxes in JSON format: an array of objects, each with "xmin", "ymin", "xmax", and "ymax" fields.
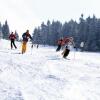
[
  {"xmin": 9, "ymin": 30, "xmax": 33, "ymax": 54},
  {"xmin": 9, "ymin": 30, "xmax": 75, "ymax": 58}
]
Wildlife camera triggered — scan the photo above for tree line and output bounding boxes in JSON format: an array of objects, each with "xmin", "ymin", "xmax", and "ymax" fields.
[
  {"xmin": 32, "ymin": 14, "xmax": 100, "ymax": 52},
  {"xmin": 0, "ymin": 20, "xmax": 19, "ymax": 41},
  {"xmin": 1, "ymin": 14, "xmax": 100, "ymax": 52}
]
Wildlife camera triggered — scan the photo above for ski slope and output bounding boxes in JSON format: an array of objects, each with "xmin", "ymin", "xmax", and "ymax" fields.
[{"xmin": 0, "ymin": 39, "xmax": 100, "ymax": 100}]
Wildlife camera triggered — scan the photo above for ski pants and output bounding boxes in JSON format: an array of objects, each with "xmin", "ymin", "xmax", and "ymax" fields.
[
  {"xmin": 22, "ymin": 41, "xmax": 27, "ymax": 54},
  {"xmin": 56, "ymin": 45, "xmax": 61, "ymax": 51},
  {"xmin": 11, "ymin": 39, "xmax": 17, "ymax": 49},
  {"xmin": 62, "ymin": 48, "xmax": 70, "ymax": 58}
]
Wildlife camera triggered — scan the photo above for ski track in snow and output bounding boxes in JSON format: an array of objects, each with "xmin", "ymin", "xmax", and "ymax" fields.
[{"xmin": 0, "ymin": 39, "xmax": 100, "ymax": 100}]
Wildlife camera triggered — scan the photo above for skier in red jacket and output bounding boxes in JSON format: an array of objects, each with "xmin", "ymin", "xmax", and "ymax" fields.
[
  {"xmin": 56, "ymin": 39, "xmax": 63, "ymax": 51},
  {"xmin": 9, "ymin": 32, "xmax": 17, "ymax": 49},
  {"xmin": 62, "ymin": 37, "xmax": 75, "ymax": 58}
]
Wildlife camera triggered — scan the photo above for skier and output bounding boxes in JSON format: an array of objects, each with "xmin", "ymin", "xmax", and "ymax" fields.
[
  {"xmin": 80, "ymin": 42, "xmax": 84, "ymax": 52},
  {"xmin": 56, "ymin": 38, "xmax": 63, "ymax": 51},
  {"xmin": 62, "ymin": 37, "xmax": 75, "ymax": 58},
  {"xmin": 21, "ymin": 30, "xmax": 33, "ymax": 54},
  {"xmin": 37, "ymin": 44, "xmax": 39, "ymax": 48},
  {"xmin": 9, "ymin": 32, "xmax": 17, "ymax": 49}
]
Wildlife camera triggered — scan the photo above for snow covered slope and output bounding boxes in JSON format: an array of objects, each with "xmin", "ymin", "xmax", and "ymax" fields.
[{"xmin": 0, "ymin": 39, "xmax": 100, "ymax": 100}]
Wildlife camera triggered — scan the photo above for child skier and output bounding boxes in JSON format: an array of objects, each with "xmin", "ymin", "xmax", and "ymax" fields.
[{"xmin": 21, "ymin": 30, "xmax": 33, "ymax": 54}]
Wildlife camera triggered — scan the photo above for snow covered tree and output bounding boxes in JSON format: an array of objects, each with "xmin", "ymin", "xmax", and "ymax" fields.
[
  {"xmin": 15, "ymin": 30, "xmax": 19, "ymax": 41},
  {"xmin": 32, "ymin": 27, "xmax": 42, "ymax": 44},
  {"xmin": 2, "ymin": 20, "xmax": 10, "ymax": 39},
  {"xmin": 0, "ymin": 22, "xmax": 3, "ymax": 39}
]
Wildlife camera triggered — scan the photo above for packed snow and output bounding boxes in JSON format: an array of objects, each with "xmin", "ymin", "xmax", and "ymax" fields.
[{"xmin": 0, "ymin": 39, "xmax": 100, "ymax": 100}]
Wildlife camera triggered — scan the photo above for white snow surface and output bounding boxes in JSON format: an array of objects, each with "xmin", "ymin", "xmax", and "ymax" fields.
[{"xmin": 0, "ymin": 39, "xmax": 100, "ymax": 100}]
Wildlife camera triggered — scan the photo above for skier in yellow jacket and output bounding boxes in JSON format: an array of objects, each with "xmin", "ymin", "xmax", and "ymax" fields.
[{"xmin": 22, "ymin": 30, "xmax": 32, "ymax": 54}]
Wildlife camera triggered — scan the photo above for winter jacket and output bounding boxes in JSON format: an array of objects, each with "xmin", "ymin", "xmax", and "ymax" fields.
[
  {"xmin": 22, "ymin": 32, "xmax": 32, "ymax": 42},
  {"xmin": 57, "ymin": 37, "xmax": 74, "ymax": 46},
  {"xmin": 9, "ymin": 34, "xmax": 16, "ymax": 40},
  {"xmin": 57, "ymin": 39, "xmax": 63, "ymax": 45}
]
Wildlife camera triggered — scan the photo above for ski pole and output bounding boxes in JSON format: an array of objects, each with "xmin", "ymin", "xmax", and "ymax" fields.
[
  {"xmin": 73, "ymin": 46, "xmax": 76, "ymax": 60},
  {"xmin": 31, "ymin": 44, "xmax": 33, "ymax": 55}
]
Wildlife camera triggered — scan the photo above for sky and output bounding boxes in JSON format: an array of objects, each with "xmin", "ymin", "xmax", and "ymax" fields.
[{"xmin": 0, "ymin": 0, "xmax": 100, "ymax": 36}]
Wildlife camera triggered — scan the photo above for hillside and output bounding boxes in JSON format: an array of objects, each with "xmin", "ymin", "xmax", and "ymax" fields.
[{"xmin": 0, "ymin": 39, "xmax": 100, "ymax": 100}]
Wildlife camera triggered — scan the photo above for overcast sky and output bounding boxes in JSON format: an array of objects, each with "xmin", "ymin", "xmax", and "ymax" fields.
[{"xmin": 0, "ymin": 0, "xmax": 100, "ymax": 35}]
